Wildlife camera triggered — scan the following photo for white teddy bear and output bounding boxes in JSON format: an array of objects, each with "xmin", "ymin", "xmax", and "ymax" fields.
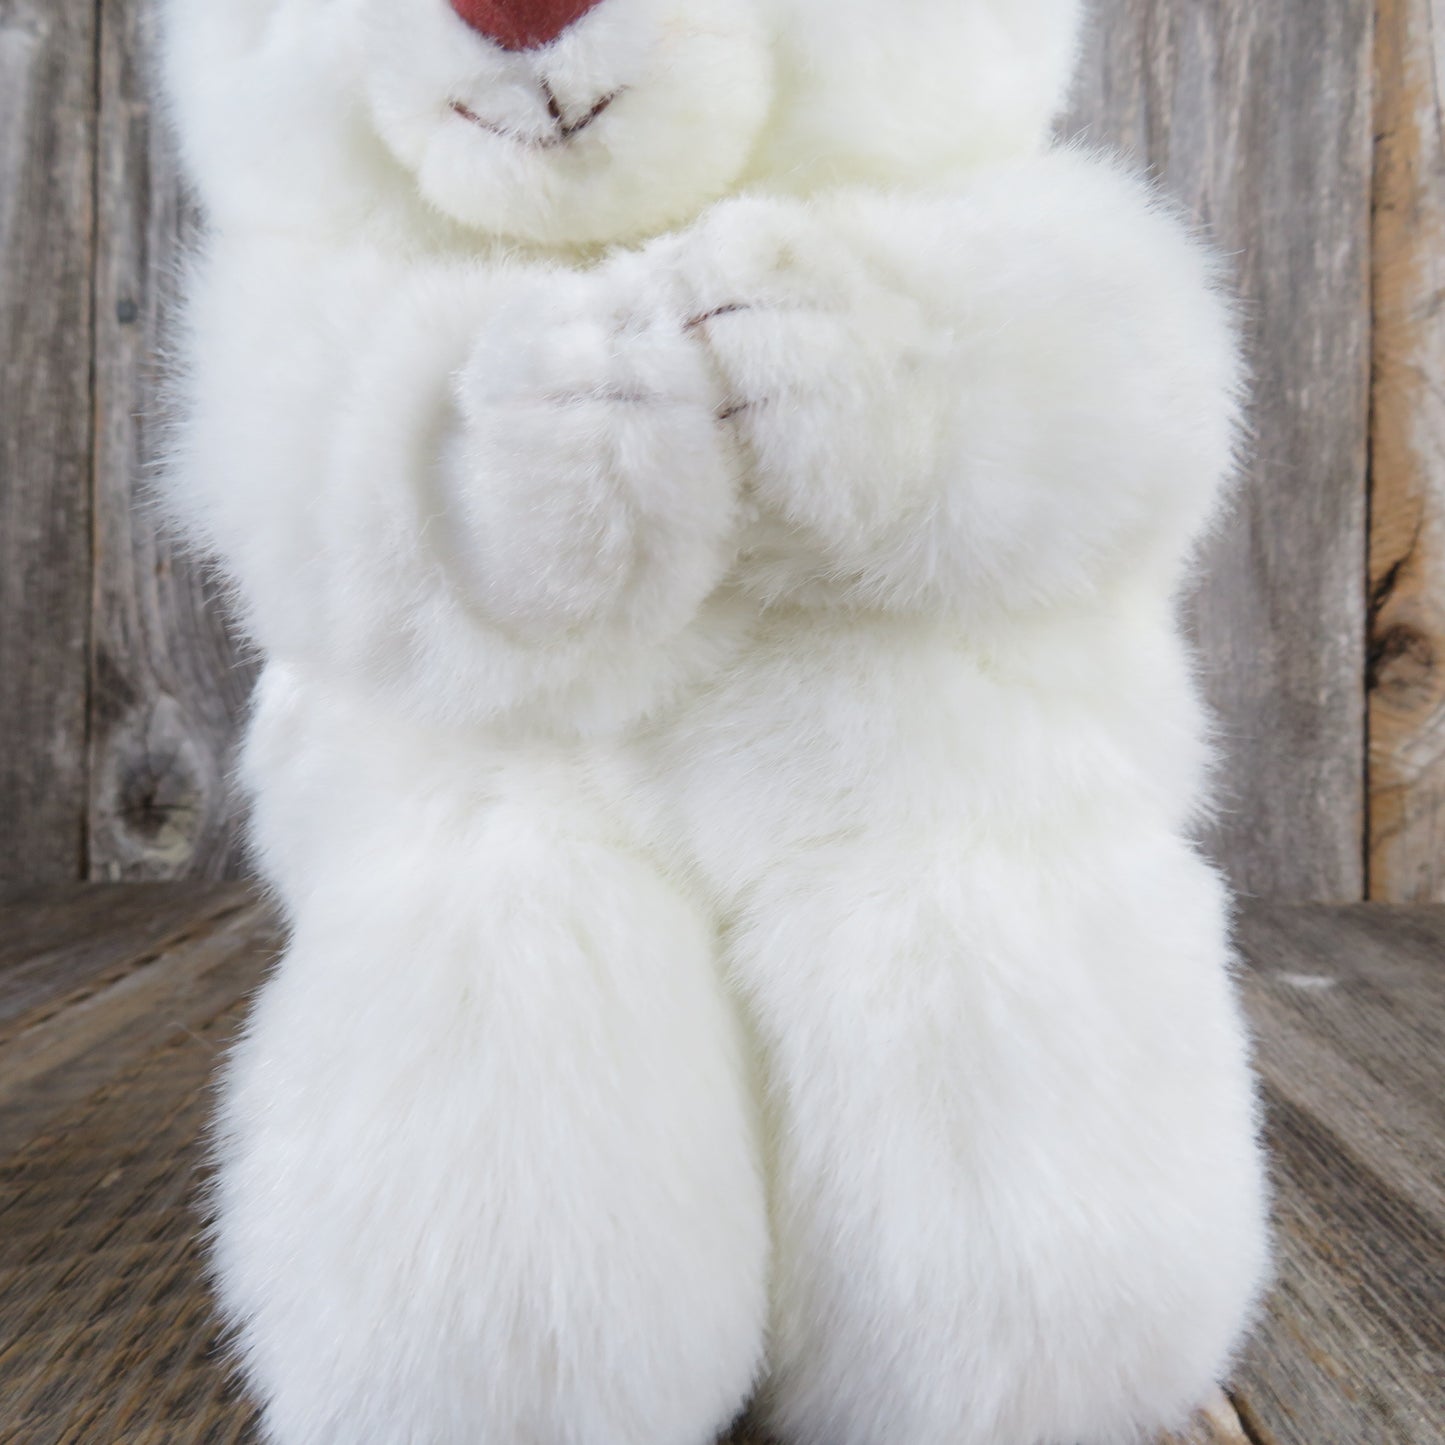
[{"xmin": 160, "ymin": 1, "xmax": 1270, "ymax": 1442}]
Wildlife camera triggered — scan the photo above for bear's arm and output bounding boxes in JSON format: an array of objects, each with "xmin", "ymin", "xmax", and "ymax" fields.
[
  {"xmin": 167, "ymin": 240, "xmax": 743, "ymax": 725},
  {"xmin": 681, "ymin": 149, "xmax": 1242, "ymax": 618}
]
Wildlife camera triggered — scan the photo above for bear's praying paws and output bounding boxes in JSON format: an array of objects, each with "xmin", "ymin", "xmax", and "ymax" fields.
[
  {"xmin": 446, "ymin": 266, "xmax": 745, "ymax": 642},
  {"xmin": 668, "ymin": 198, "xmax": 951, "ymax": 545}
]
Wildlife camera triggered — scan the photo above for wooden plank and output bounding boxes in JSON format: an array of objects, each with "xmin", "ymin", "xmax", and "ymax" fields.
[
  {"xmin": 86, "ymin": 0, "xmax": 255, "ymax": 881},
  {"xmin": 0, "ymin": 882, "xmax": 251, "ymax": 1038},
  {"xmin": 0, "ymin": 899, "xmax": 274, "ymax": 1160},
  {"xmin": 0, "ymin": 901, "xmax": 275, "ymax": 1444},
  {"xmin": 0, "ymin": 0, "xmax": 99, "ymax": 884},
  {"xmin": 1369, "ymin": 0, "xmax": 1445, "ymax": 901},
  {"xmin": 0, "ymin": 883, "xmax": 232, "ymax": 971},
  {"xmin": 1231, "ymin": 901, "xmax": 1445, "ymax": 1444},
  {"xmin": 1239, "ymin": 905, "xmax": 1445, "ymax": 1214},
  {"xmin": 1062, "ymin": 0, "xmax": 1374, "ymax": 901}
]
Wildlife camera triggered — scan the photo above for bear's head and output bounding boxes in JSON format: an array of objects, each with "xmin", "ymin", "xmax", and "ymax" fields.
[{"xmin": 163, "ymin": 0, "xmax": 1083, "ymax": 248}]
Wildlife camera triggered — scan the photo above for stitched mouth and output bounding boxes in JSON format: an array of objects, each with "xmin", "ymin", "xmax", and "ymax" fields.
[{"xmin": 450, "ymin": 82, "xmax": 622, "ymax": 149}]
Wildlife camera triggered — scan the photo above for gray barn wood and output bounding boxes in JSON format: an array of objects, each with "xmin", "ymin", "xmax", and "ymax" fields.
[
  {"xmin": 87, "ymin": 0, "xmax": 255, "ymax": 881},
  {"xmin": 1369, "ymin": 0, "xmax": 1445, "ymax": 900},
  {"xmin": 1234, "ymin": 905, "xmax": 1445, "ymax": 1441},
  {"xmin": 1063, "ymin": 0, "xmax": 1376, "ymax": 903},
  {"xmin": 0, "ymin": 0, "xmax": 1432, "ymax": 903},
  {"xmin": 19, "ymin": 889, "xmax": 1436, "ymax": 1442},
  {"xmin": 0, "ymin": 0, "xmax": 100, "ymax": 885}
]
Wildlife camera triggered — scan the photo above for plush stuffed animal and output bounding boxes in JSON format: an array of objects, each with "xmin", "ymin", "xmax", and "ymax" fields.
[{"xmin": 160, "ymin": 1, "xmax": 1270, "ymax": 1442}]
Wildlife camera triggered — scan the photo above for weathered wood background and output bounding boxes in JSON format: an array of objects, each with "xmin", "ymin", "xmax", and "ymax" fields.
[
  {"xmin": 0, "ymin": 0, "xmax": 1433, "ymax": 901},
  {"xmin": 8, "ymin": 888, "xmax": 1443, "ymax": 1442}
]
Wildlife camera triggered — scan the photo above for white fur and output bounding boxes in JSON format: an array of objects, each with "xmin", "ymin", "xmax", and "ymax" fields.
[{"xmin": 161, "ymin": 0, "xmax": 1271, "ymax": 1441}]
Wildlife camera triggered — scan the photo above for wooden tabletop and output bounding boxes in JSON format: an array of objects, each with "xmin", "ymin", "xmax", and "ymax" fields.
[{"xmin": 0, "ymin": 889, "xmax": 1441, "ymax": 1445}]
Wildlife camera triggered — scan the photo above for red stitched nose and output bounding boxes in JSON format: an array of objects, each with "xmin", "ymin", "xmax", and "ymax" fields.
[{"xmin": 448, "ymin": 0, "xmax": 607, "ymax": 51}]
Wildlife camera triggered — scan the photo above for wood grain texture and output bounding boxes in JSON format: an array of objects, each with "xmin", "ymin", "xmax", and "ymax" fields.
[
  {"xmin": 0, "ymin": 882, "xmax": 250, "ymax": 1038},
  {"xmin": 0, "ymin": 0, "xmax": 99, "ymax": 885},
  {"xmin": 1233, "ymin": 902, "xmax": 1445, "ymax": 1443},
  {"xmin": 0, "ymin": 890, "xmax": 277, "ymax": 1443},
  {"xmin": 6, "ymin": 893, "xmax": 1441, "ymax": 1443},
  {"xmin": 1369, "ymin": 0, "xmax": 1445, "ymax": 901},
  {"xmin": 1063, "ymin": 0, "xmax": 1375, "ymax": 901},
  {"xmin": 0, "ymin": 0, "xmax": 1399, "ymax": 896},
  {"xmin": 0, "ymin": 898, "xmax": 272, "ymax": 1166},
  {"xmin": 87, "ymin": 0, "xmax": 255, "ymax": 882}
]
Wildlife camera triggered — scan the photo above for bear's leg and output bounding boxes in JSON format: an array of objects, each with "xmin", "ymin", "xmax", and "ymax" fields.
[
  {"xmin": 213, "ymin": 787, "xmax": 768, "ymax": 1445},
  {"xmin": 736, "ymin": 830, "xmax": 1268, "ymax": 1445}
]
